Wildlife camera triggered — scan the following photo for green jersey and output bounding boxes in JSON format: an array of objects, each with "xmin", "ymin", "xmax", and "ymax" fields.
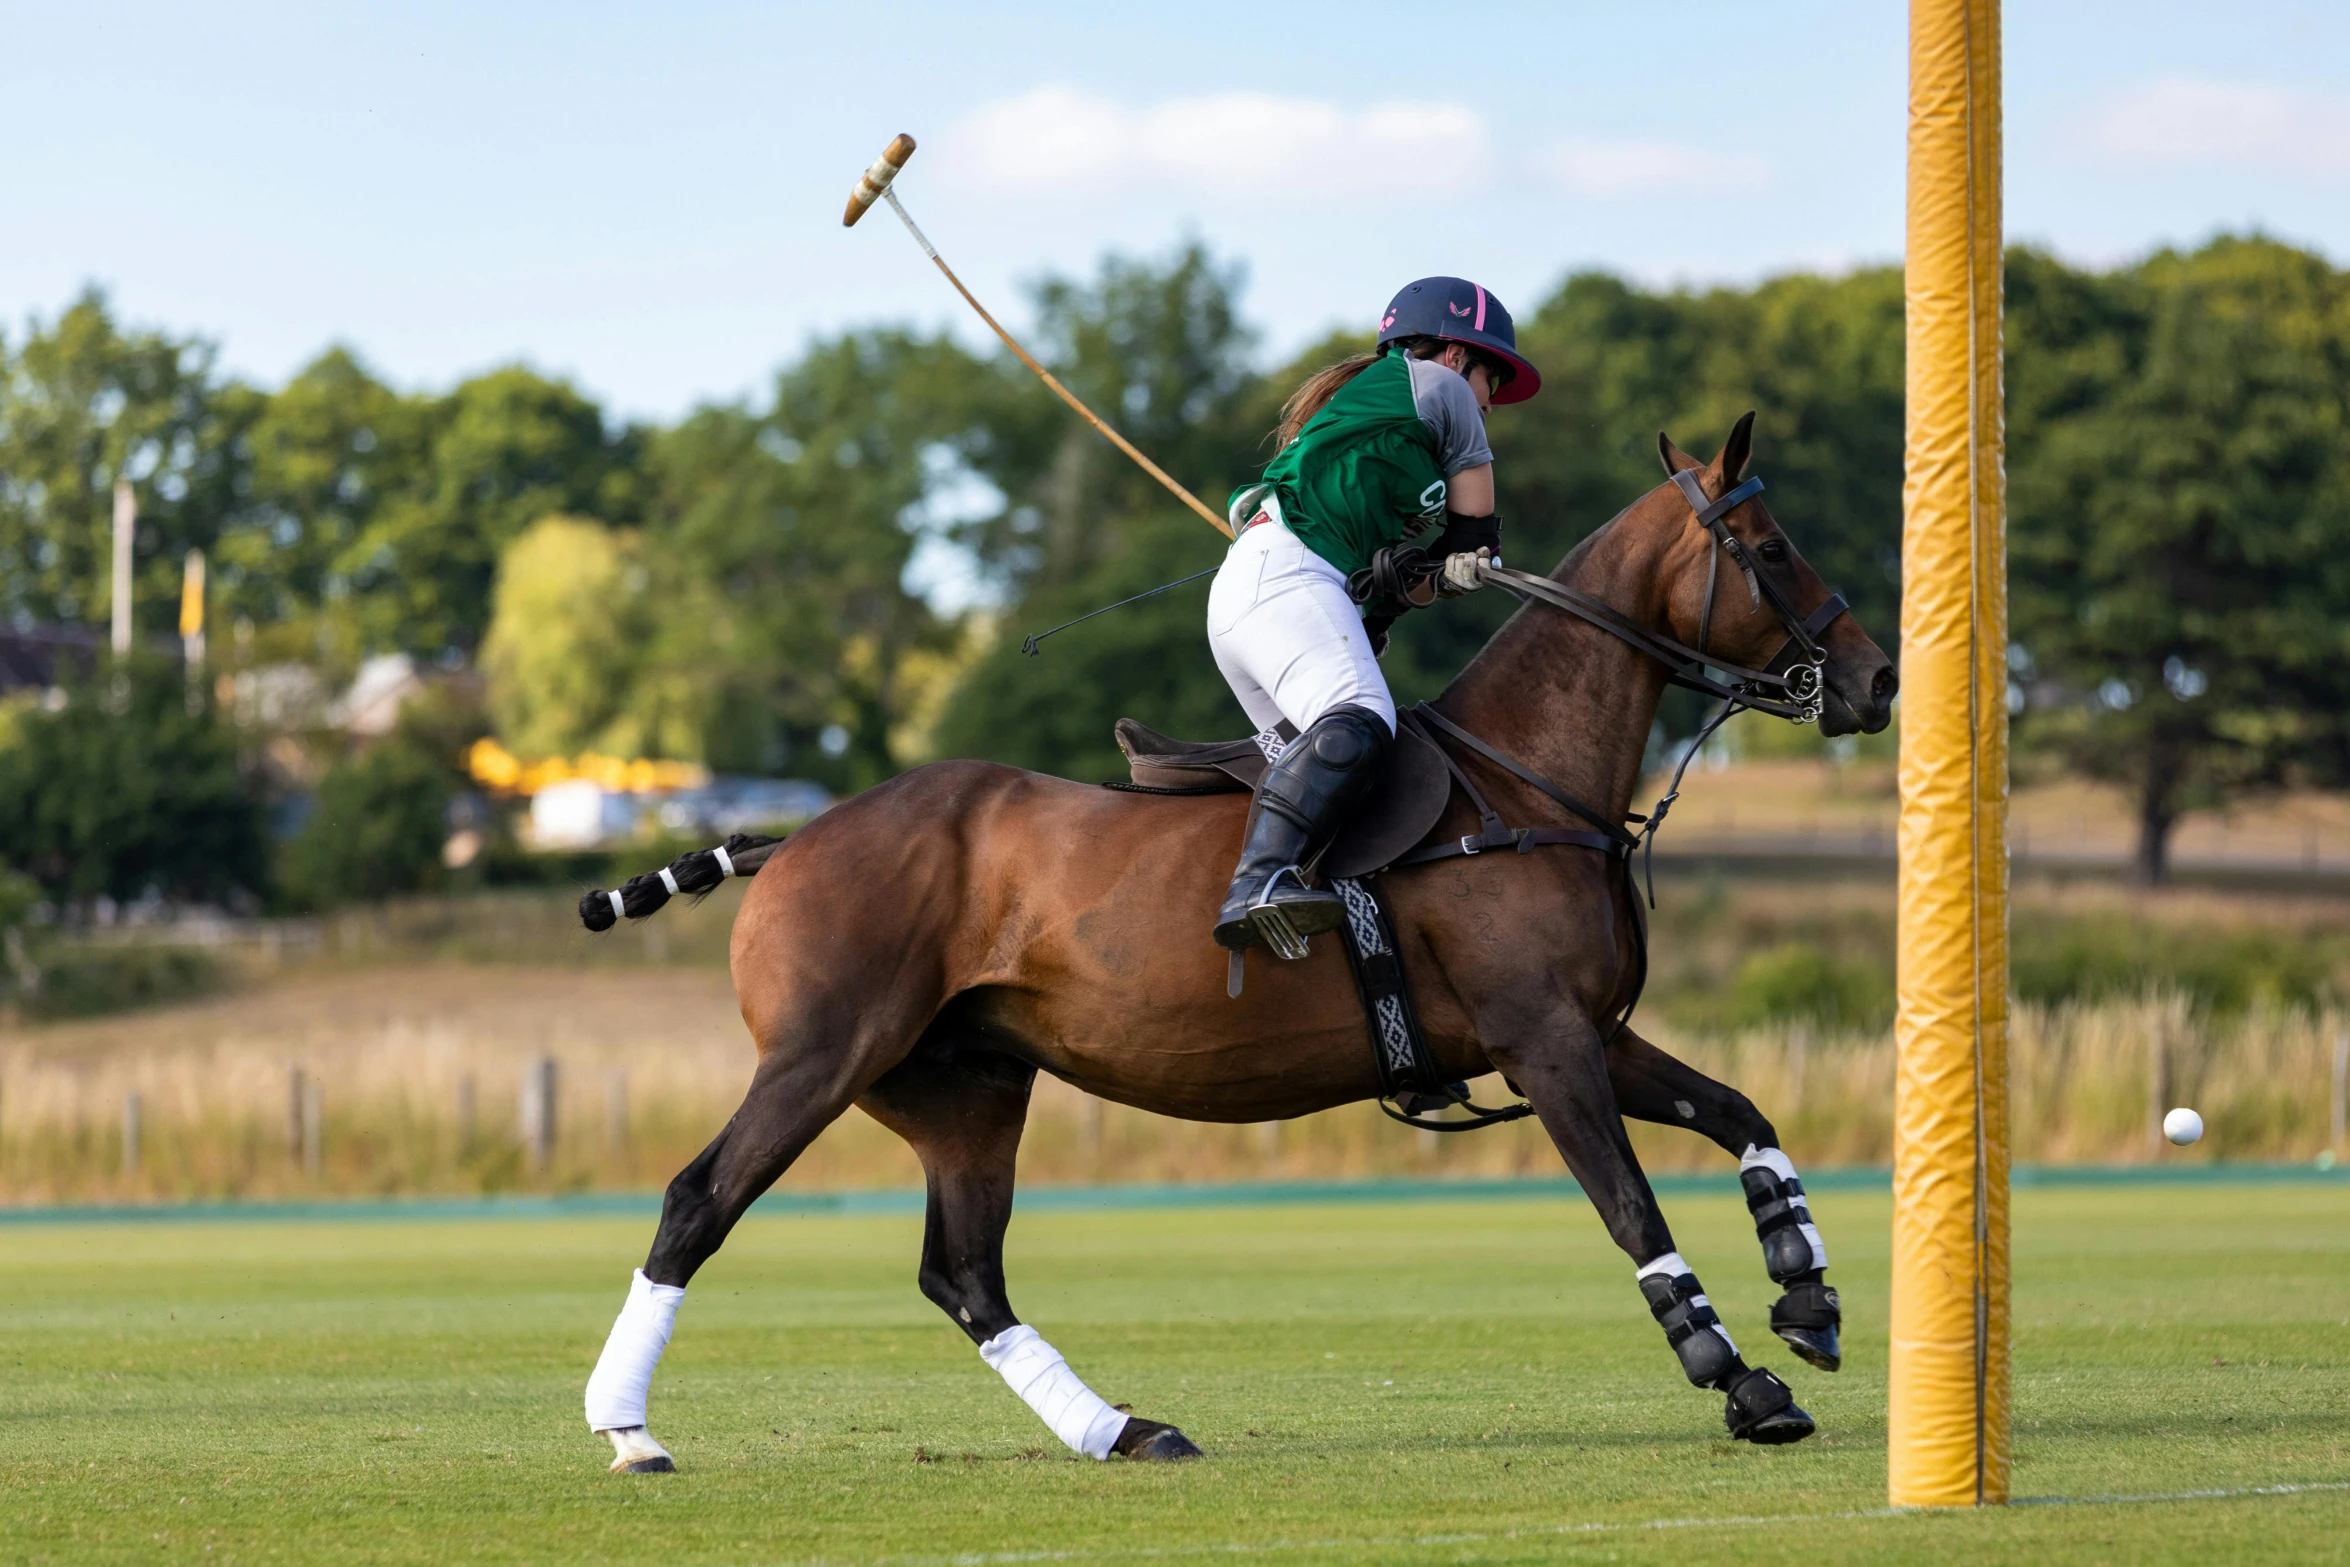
[{"xmin": 1233, "ymin": 351, "xmax": 1492, "ymax": 578}]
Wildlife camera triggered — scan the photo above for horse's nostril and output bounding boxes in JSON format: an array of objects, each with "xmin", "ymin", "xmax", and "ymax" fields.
[{"xmin": 1871, "ymin": 665, "xmax": 1898, "ymax": 706}]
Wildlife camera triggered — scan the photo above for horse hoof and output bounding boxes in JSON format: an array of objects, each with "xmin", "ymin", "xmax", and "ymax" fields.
[
  {"xmin": 1774, "ymin": 1322, "xmax": 1842, "ymax": 1374},
  {"xmin": 604, "ymin": 1426, "xmax": 676, "ymax": 1473},
  {"xmin": 1735, "ymin": 1404, "xmax": 1816, "ymax": 1445},
  {"xmin": 1722, "ymin": 1366, "xmax": 1816, "ymax": 1445},
  {"xmin": 1113, "ymin": 1417, "xmax": 1204, "ymax": 1461},
  {"xmin": 1769, "ymin": 1283, "xmax": 1842, "ymax": 1373}
]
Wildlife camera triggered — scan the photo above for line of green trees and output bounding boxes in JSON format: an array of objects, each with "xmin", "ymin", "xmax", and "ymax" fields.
[{"xmin": 4, "ymin": 232, "xmax": 2347, "ymax": 903}]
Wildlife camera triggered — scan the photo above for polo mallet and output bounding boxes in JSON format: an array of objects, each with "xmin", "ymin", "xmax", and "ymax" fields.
[{"xmin": 844, "ymin": 133, "xmax": 1233, "ymax": 540}]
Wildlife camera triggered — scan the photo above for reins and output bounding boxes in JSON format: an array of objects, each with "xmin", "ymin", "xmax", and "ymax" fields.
[
  {"xmin": 1369, "ymin": 470, "xmax": 1854, "ymax": 1130},
  {"xmin": 1433, "ymin": 469, "xmax": 1855, "ymax": 889}
]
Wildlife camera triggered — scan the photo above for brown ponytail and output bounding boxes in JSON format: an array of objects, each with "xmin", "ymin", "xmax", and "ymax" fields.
[
  {"xmin": 1272, "ymin": 338, "xmax": 1447, "ymax": 451},
  {"xmin": 1274, "ymin": 354, "xmax": 1376, "ymax": 450}
]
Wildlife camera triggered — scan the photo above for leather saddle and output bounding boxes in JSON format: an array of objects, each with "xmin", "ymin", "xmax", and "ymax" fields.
[{"xmin": 1112, "ymin": 716, "xmax": 1454, "ymax": 880}]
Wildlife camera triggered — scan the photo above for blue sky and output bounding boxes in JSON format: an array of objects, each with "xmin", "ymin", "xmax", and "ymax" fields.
[{"xmin": 8, "ymin": 1, "xmax": 2348, "ymax": 420}]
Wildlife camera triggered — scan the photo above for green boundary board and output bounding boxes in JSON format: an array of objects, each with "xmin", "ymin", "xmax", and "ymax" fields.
[{"xmin": 1, "ymin": 1161, "xmax": 2341, "ymax": 1226}]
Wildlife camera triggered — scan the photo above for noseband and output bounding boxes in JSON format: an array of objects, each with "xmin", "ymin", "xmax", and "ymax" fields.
[{"xmin": 1484, "ymin": 469, "xmax": 1850, "ymax": 725}]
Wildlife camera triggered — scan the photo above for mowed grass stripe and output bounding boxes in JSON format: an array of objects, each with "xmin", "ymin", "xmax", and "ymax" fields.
[
  {"xmin": 4, "ymin": 1185, "xmax": 2347, "ymax": 1565},
  {"xmin": 818, "ymin": 1481, "xmax": 2350, "ymax": 1567}
]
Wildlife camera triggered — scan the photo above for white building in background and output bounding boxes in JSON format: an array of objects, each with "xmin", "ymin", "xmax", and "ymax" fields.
[
  {"xmin": 656, "ymin": 778, "xmax": 833, "ymax": 837},
  {"xmin": 333, "ymin": 653, "xmax": 426, "ymax": 736},
  {"xmin": 529, "ymin": 779, "xmax": 645, "ymax": 848},
  {"xmin": 526, "ymin": 775, "xmax": 832, "ymax": 850}
]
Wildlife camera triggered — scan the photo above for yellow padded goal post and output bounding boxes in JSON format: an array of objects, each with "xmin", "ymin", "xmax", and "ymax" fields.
[{"xmin": 1893, "ymin": 0, "xmax": 2009, "ymax": 1508}]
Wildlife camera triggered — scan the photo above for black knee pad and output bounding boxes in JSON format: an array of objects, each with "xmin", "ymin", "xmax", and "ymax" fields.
[
  {"xmin": 1742, "ymin": 1164, "xmax": 1825, "ymax": 1284},
  {"xmin": 1640, "ymin": 1269, "xmax": 1740, "ymax": 1389},
  {"xmin": 1258, "ymin": 705, "xmax": 1391, "ymax": 830}
]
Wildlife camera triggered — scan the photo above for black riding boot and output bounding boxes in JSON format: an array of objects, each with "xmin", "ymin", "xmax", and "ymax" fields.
[{"xmin": 1212, "ymin": 705, "xmax": 1390, "ymax": 958}]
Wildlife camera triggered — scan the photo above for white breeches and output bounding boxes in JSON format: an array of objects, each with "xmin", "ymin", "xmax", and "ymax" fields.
[{"xmin": 1206, "ymin": 515, "xmax": 1395, "ymax": 737}]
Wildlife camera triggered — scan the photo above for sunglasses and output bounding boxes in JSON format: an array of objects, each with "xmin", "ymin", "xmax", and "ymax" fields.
[{"xmin": 1468, "ymin": 353, "xmax": 1514, "ymax": 390}]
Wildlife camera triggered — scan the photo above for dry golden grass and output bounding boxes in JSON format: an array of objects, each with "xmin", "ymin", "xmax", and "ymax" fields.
[
  {"xmin": 5, "ymin": 949, "xmax": 2341, "ymax": 1205},
  {"xmin": 1659, "ymin": 745, "xmax": 2350, "ymax": 875}
]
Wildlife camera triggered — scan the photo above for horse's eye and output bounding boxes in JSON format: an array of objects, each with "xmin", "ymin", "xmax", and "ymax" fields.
[{"xmin": 1757, "ymin": 537, "xmax": 1789, "ymax": 564}]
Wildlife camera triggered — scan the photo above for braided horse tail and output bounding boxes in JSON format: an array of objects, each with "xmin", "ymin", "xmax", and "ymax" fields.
[{"xmin": 578, "ymin": 832, "xmax": 786, "ymax": 932}]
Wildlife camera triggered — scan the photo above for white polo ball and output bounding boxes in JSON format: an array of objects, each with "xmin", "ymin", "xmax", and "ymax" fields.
[{"xmin": 2163, "ymin": 1107, "xmax": 2204, "ymax": 1146}]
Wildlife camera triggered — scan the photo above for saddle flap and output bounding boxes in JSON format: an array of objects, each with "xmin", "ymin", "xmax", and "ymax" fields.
[
  {"xmin": 1323, "ymin": 721, "xmax": 1452, "ymax": 879},
  {"xmin": 1113, "ymin": 715, "xmax": 1449, "ymax": 873}
]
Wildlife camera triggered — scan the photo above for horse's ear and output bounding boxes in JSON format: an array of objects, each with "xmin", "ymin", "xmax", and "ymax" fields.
[
  {"xmin": 1717, "ymin": 410, "xmax": 1756, "ymax": 482},
  {"xmin": 1657, "ymin": 431, "xmax": 1699, "ymax": 476}
]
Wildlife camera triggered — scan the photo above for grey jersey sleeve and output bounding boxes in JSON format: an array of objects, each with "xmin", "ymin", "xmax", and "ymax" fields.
[{"xmin": 1405, "ymin": 356, "xmax": 1495, "ymax": 477}]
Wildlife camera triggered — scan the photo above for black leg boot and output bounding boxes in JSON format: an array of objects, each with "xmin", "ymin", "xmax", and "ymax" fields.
[
  {"xmin": 1212, "ymin": 705, "xmax": 1389, "ymax": 958},
  {"xmin": 1640, "ymin": 1258, "xmax": 1815, "ymax": 1445},
  {"xmin": 1742, "ymin": 1149, "xmax": 1842, "ymax": 1372}
]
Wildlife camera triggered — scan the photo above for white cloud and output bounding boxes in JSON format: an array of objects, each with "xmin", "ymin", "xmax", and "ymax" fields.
[
  {"xmin": 1535, "ymin": 138, "xmax": 1775, "ymax": 197},
  {"xmin": 944, "ymin": 86, "xmax": 1492, "ymax": 201},
  {"xmin": 2084, "ymin": 79, "xmax": 2350, "ymax": 179}
]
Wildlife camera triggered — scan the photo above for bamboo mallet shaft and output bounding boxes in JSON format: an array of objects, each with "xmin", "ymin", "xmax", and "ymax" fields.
[{"xmin": 844, "ymin": 134, "xmax": 1232, "ymax": 539}]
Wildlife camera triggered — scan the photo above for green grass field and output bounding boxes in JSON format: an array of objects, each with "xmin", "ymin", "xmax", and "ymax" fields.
[{"xmin": 6, "ymin": 1180, "xmax": 2348, "ymax": 1565}]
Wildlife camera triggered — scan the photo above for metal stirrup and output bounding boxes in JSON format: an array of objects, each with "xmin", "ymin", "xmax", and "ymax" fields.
[{"xmin": 1247, "ymin": 867, "xmax": 1313, "ymax": 961}]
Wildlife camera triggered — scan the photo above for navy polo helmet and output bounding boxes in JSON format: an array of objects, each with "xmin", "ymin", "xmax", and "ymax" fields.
[{"xmin": 1375, "ymin": 277, "xmax": 1541, "ymax": 405}]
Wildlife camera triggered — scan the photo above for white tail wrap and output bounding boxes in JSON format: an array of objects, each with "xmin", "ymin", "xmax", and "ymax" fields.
[
  {"xmin": 606, "ymin": 889, "xmax": 626, "ymax": 921},
  {"xmin": 978, "ymin": 1324, "xmax": 1127, "ymax": 1460},
  {"xmin": 657, "ymin": 866, "xmax": 680, "ymax": 896},
  {"xmin": 712, "ymin": 846, "xmax": 735, "ymax": 878},
  {"xmin": 584, "ymin": 1269, "xmax": 685, "ymax": 1431}
]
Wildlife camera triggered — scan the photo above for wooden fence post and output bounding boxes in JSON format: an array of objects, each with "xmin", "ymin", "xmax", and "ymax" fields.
[
  {"xmin": 521, "ymin": 1057, "xmax": 559, "ymax": 1173},
  {"xmin": 287, "ymin": 1064, "xmax": 307, "ymax": 1163},
  {"xmin": 2331, "ymin": 1025, "xmax": 2347, "ymax": 1153},
  {"xmin": 605, "ymin": 1069, "xmax": 629, "ymax": 1154},
  {"xmin": 457, "ymin": 1074, "xmax": 478, "ymax": 1158}
]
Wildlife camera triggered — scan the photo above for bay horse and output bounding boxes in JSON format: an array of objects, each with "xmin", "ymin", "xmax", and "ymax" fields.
[{"xmin": 578, "ymin": 413, "xmax": 1898, "ymax": 1472}]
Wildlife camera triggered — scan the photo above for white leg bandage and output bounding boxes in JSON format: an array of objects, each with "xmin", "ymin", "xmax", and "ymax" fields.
[
  {"xmin": 978, "ymin": 1324, "xmax": 1128, "ymax": 1461},
  {"xmin": 584, "ymin": 1269, "xmax": 685, "ymax": 1432},
  {"xmin": 1740, "ymin": 1144, "xmax": 1829, "ymax": 1271}
]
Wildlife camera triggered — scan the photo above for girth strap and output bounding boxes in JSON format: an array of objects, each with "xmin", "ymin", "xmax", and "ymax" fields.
[
  {"xmin": 1389, "ymin": 824, "xmax": 1627, "ymax": 868},
  {"xmin": 1406, "ymin": 704, "xmax": 1639, "ymax": 851},
  {"xmin": 1330, "ymin": 876, "xmax": 1534, "ymax": 1133}
]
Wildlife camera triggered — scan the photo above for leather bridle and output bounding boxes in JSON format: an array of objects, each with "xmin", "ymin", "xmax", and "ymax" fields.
[
  {"xmin": 1343, "ymin": 469, "xmax": 1860, "ymax": 1132},
  {"xmin": 1482, "ymin": 468, "xmax": 1851, "ymax": 726}
]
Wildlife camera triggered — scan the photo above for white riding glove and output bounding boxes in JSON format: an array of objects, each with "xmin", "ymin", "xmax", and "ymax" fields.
[{"xmin": 1439, "ymin": 547, "xmax": 1495, "ymax": 596}]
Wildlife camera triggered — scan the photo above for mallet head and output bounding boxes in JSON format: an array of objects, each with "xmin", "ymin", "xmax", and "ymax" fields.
[{"xmin": 843, "ymin": 133, "xmax": 916, "ymax": 227}]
